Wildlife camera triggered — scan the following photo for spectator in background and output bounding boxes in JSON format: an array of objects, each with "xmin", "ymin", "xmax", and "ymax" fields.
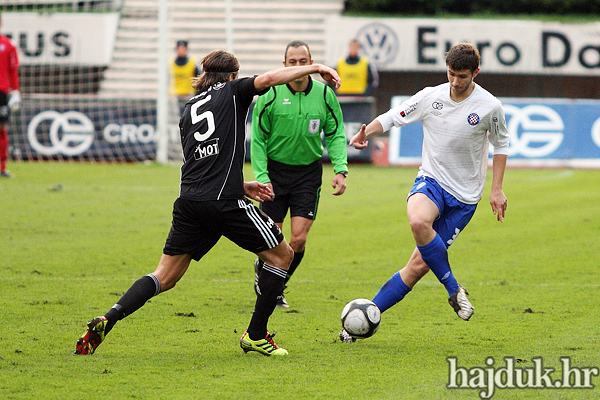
[
  {"xmin": 170, "ymin": 40, "xmax": 200, "ymax": 100},
  {"xmin": 0, "ymin": 14, "xmax": 20, "ymax": 178},
  {"xmin": 335, "ymin": 39, "xmax": 378, "ymax": 97}
]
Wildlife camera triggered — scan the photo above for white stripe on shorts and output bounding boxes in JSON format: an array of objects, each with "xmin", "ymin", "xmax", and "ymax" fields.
[{"xmin": 238, "ymin": 199, "xmax": 279, "ymax": 249}]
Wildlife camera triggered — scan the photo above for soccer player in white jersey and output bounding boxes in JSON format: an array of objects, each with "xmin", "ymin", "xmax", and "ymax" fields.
[{"xmin": 341, "ymin": 42, "xmax": 509, "ymax": 342}]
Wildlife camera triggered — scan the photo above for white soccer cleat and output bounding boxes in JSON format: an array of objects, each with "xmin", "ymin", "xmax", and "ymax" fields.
[{"xmin": 448, "ymin": 285, "xmax": 474, "ymax": 321}]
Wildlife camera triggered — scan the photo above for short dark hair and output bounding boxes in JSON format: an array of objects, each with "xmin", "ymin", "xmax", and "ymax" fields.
[
  {"xmin": 446, "ymin": 42, "xmax": 480, "ymax": 73},
  {"xmin": 176, "ymin": 40, "xmax": 188, "ymax": 48},
  {"xmin": 284, "ymin": 40, "xmax": 312, "ymax": 62},
  {"xmin": 191, "ymin": 50, "xmax": 239, "ymax": 91}
]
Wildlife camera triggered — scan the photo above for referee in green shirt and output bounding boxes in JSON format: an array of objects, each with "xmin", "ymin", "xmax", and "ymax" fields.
[{"xmin": 251, "ymin": 40, "xmax": 348, "ymax": 308}]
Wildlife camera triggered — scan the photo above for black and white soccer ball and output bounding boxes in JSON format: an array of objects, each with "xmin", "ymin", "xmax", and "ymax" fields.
[{"xmin": 341, "ymin": 298, "xmax": 381, "ymax": 339}]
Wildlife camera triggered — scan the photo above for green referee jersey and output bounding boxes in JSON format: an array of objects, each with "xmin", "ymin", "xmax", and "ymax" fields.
[{"xmin": 251, "ymin": 77, "xmax": 348, "ymax": 183}]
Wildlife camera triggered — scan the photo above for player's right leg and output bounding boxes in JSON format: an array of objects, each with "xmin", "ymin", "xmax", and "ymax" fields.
[
  {"xmin": 75, "ymin": 254, "xmax": 192, "ymax": 355},
  {"xmin": 340, "ymin": 249, "xmax": 428, "ymax": 343},
  {"xmin": 408, "ymin": 191, "xmax": 461, "ymax": 296},
  {"xmin": 75, "ymin": 198, "xmax": 211, "ymax": 355}
]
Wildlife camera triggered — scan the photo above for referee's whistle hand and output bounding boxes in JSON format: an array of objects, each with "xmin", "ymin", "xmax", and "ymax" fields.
[{"xmin": 332, "ymin": 175, "xmax": 346, "ymax": 196}]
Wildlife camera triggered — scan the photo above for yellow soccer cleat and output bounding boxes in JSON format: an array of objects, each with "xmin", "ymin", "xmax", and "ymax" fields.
[{"xmin": 240, "ymin": 331, "xmax": 288, "ymax": 356}]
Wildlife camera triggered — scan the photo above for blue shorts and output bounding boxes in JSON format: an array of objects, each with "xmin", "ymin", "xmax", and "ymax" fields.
[{"xmin": 408, "ymin": 176, "xmax": 477, "ymax": 248}]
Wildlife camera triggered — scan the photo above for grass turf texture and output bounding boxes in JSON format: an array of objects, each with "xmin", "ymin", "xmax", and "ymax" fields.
[{"xmin": 1, "ymin": 162, "xmax": 599, "ymax": 399}]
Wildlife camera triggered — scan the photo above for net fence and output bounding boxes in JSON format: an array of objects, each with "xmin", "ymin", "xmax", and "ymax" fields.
[
  {"xmin": 2, "ymin": 0, "xmax": 347, "ymax": 163},
  {"xmin": 2, "ymin": 0, "xmax": 182, "ymax": 163}
]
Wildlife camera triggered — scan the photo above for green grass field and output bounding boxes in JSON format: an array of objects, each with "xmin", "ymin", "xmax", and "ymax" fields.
[{"xmin": 1, "ymin": 161, "xmax": 599, "ymax": 399}]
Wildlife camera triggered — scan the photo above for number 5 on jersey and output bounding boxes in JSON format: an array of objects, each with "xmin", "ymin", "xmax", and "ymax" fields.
[{"xmin": 191, "ymin": 95, "xmax": 215, "ymax": 142}]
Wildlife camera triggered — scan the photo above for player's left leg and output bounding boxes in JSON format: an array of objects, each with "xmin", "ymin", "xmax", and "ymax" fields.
[
  {"xmin": 255, "ymin": 219, "xmax": 303, "ymax": 308},
  {"xmin": 341, "ymin": 249, "xmax": 430, "ymax": 343},
  {"xmin": 242, "ymin": 240, "xmax": 293, "ymax": 356},
  {"xmin": 371, "ymin": 248, "xmax": 429, "ymax": 313},
  {"xmin": 226, "ymin": 198, "xmax": 292, "ymax": 355},
  {"xmin": 111, "ymin": 251, "xmax": 193, "ymax": 329},
  {"xmin": 254, "ymin": 189, "xmax": 288, "ymax": 299}
]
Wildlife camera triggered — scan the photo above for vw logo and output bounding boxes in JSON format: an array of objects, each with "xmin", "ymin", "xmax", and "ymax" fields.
[
  {"xmin": 503, "ymin": 104, "xmax": 564, "ymax": 157},
  {"xmin": 27, "ymin": 111, "xmax": 95, "ymax": 156},
  {"xmin": 355, "ymin": 22, "xmax": 399, "ymax": 67},
  {"xmin": 432, "ymin": 102, "xmax": 443, "ymax": 110}
]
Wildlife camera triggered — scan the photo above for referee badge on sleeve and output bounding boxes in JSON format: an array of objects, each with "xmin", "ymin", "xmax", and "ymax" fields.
[{"xmin": 308, "ymin": 119, "xmax": 320, "ymax": 134}]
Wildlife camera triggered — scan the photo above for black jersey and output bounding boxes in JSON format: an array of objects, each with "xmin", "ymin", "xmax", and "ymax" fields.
[{"xmin": 178, "ymin": 77, "xmax": 259, "ymax": 201}]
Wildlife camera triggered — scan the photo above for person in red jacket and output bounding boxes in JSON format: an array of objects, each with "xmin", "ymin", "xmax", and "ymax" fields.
[{"xmin": 0, "ymin": 14, "xmax": 21, "ymax": 178}]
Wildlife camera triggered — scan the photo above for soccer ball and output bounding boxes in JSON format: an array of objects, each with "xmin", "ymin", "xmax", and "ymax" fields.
[{"xmin": 341, "ymin": 298, "xmax": 381, "ymax": 339}]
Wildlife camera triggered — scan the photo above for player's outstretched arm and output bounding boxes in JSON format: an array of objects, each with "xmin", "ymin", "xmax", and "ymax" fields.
[
  {"xmin": 490, "ymin": 154, "xmax": 508, "ymax": 222},
  {"xmin": 244, "ymin": 181, "xmax": 275, "ymax": 202},
  {"xmin": 254, "ymin": 64, "xmax": 341, "ymax": 92},
  {"xmin": 349, "ymin": 120, "xmax": 384, "ymax": 149}
]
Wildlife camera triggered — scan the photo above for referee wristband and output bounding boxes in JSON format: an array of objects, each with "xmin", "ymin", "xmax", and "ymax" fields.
[{"xmin": 337, "ymin": 171, "xmax": 348, "ymax": 178}]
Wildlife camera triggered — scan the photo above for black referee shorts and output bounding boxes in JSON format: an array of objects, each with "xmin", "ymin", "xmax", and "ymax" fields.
[
  {"xmin": 261, "ymin": 159, "xmax": 322, "ymax": 223},
  {"xmin": 163, "ymin": 197, "xmax": 284, "ymax": 261}
]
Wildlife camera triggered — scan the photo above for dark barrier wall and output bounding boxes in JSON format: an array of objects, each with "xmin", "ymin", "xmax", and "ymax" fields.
[
  {"xmin": 12, "ymin": 98, "xmax": 158, "ymax": 162},
  {"xmin": 11, "ymin": 96, "xmax": 375, "ymax": 163}
]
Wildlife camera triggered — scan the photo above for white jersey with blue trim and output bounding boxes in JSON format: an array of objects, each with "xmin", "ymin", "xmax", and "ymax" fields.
[{"xmin": 376, "ymin": 82, "xmax": 509, "ymax": 204}]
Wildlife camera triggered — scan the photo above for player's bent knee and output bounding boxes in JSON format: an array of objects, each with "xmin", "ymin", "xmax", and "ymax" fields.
[
  {"xmin": 154, "ymin": 274, "xmax": 177, "ymax": 292},
  {"xmin": 153, "ymin": 254, "xmax": 191, "ymax": 292},
  {"xmin": 289, "ymin": 237, "xmax": 307, "ymax": 252},
  {"xmin": 259, "ymin": 242, "xmax": 293, "ymax": 270},
  {"xmin": 409, "ymin": 218, "xmax": 430, "ymax": 235}
]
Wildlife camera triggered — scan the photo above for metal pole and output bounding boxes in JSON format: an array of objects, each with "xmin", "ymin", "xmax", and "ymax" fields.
[{"xmin": 156, "ymin": 0, "xmax": 169, "ymax": 164}]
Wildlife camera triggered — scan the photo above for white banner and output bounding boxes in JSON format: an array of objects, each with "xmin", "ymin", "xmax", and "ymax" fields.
[
  {"xmin": 2, "ymin": 12, "xmax": 120, "ymax": 65},
  {"xmin": 326, "ymin": 16, "xmax": 600, "ymax": 76}
]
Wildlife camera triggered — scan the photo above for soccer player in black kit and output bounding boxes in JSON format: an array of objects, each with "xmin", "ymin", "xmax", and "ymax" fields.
[{"xmin": 74, "ymin": 50, "xmax": 341, "ymax": 356}]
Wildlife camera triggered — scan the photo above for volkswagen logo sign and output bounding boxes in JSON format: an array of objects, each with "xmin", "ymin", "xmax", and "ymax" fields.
[
  {"xmin": 355, "ymin": 22, "xmax": 399, "ymax": 67},
  {"xmin": 27, "ymin": 111, "xmax": 95, "ymax": 156}
]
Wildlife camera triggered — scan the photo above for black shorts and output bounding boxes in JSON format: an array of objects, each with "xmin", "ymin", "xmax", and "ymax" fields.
[
  {"xmin": 163, "ymin": 197, "xmax": 284, "ymax": 261},
  {"xmin": 0, "ymin": 92, "xmax": 9, "ymax": 124},
  {"xmin": 260, "ymin": 158, "xmax": 322, "ymax": 223}
]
